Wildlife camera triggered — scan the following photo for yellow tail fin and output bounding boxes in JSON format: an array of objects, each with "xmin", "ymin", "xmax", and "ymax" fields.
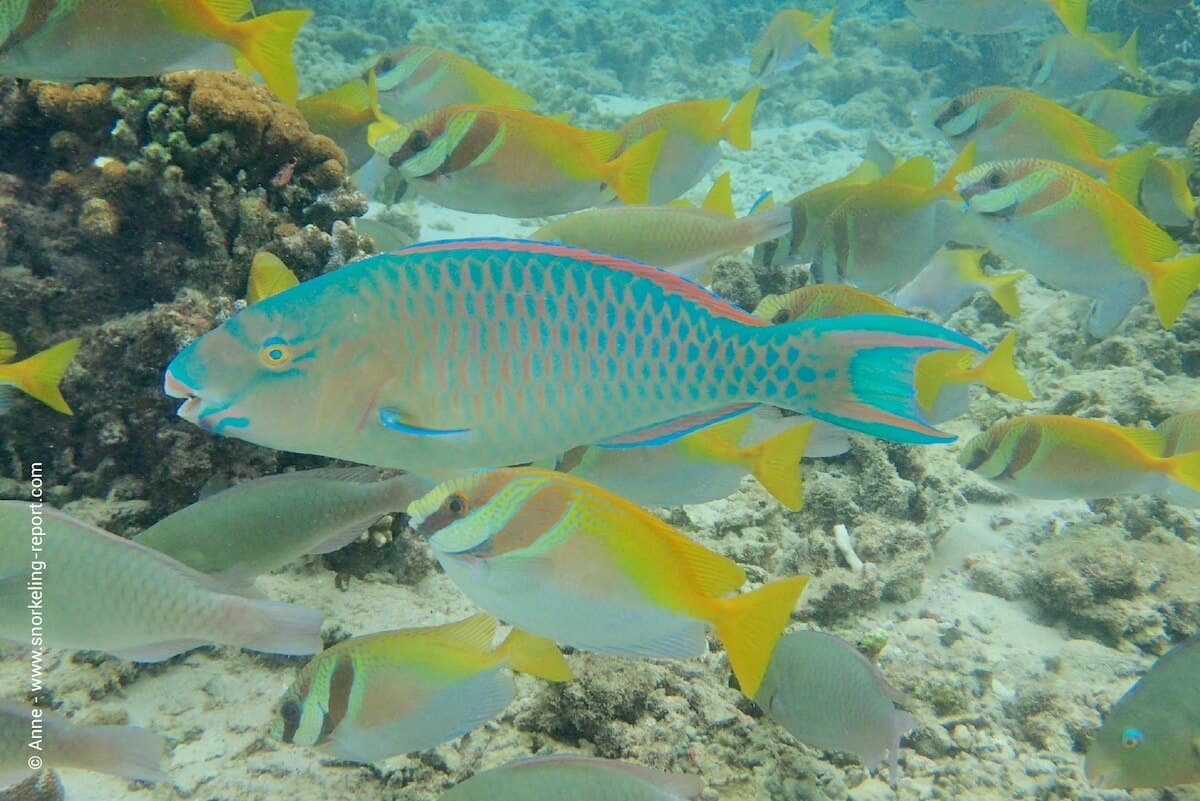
[
  {"xmin": 969, "ymin": 331, "xmax": 1033, "ymax": 401},
  {"xmin": 702, "ymin": 172, "xmax": 735, "ymax": 218},
  {"xmin": 805, "ymin": 9, "xmax": 834, "ymax": 58},
  {"xmin": 231, "ymin": 9, "xmax": 312, "ymax": 104},
  {"xmin": 498, "ymin": 627, "xmax": 573, "ymax": 682},
  {"xmin": 1101, "ymin": 143, "xmax": 1155, "ymax": 204},
  {"xmin": 607, "ymin": 130, "xmax": 667, "ymax": 205},
  {"xmin": 712, "ymin": 576, "xmax": 808, "ymax": 698},
  {"xmin": 1047, "ymin": 0, "xmax": 1089, "ymax": 36},
  {"xmin": 12, "ymin": 338, "xmax": 81, "ymax": 415},
  {"xmin": 246, "ymin": 251, "xmax": 299, "ymax": 304},
  {"xmin": 365, "ymin": 69, "xmax": 405, "ymax": 147},
  {"xmin": 982, "ymin": 270, "xmax": 1026, "ymax": 317},
  {"xmin": 913, "ymin": 350, "xmax": 969, "ymax": 412},
  {"xmin": 1144, "ymin": 253, "xmax": 1200, "ymax": 328},
  {"xmin": 1117, "ymin": 28, "xmax": 1140, "ymax": 74},
  {"xmin": 722, "ymin": 87, "xmax": 760, "ymax": 151},
  {"xmin": 744, "ymin": 422, "xmax": 814, "ymax": 511},
  {"xmin": 1164, "ymin": 449, "xmax": 1200, "ymax": 494},
  {"xmin": 933, "ymin": 139, "xmax": 977, "ymax": 198}
]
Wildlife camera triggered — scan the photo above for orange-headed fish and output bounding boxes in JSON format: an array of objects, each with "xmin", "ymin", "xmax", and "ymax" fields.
[
  {"xmin": 1029, "ymin": 29, "xmax": 1140, "ymax": 100},
  {"xmin": 1072, "ymin": 89, "xmax": 1155, "ymax": 145},
  {"xmin": 957, "ymin": 158, "xmax": 1200, "ymax": 336},
  {"xmin": 905, "ymin": 0, "xmax": 1088, "ymax": 35},
  {"xmin": 749, "ymin": 9, "xmax": 834, "ymax": 78},
  {"xmin": 0, "ymin": 0, "xmax": 311, "ymax": 103},
  {"xmin": 372, "ymin": 106, "xmax": 665, "ymax": 216},
  {"xmin": 271, "ymin": 614, "xmax": 570, "ymax": 763},
  {"xmin": 934, "ymin": 86, "xmax": 1152, "ymax": 202},
  {"xmin": 617, "ymin": 89, "xmax": 759, "ymax": 205},
  {"xmin": 958, "ymin": 415, "xmax": 1200, "ymax": 501},
  {"xmin": 0, "ymin": 333, "xmax": 80, "ymax": 415},
  {"xmin": 371, "ymin": 45, "xmax": 534, "ymax": 125},
  {"xmin": 408, "ymin": 467, "xmax": 809, "ymax": 697},
  {"xmin": 892, "ymin": 247, "xmax": 1026, "ymax": 319}
]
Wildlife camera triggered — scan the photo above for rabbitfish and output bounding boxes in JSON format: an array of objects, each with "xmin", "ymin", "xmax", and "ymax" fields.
[
  {"xmin": 0, "ymin": 333, "xmax": 79, "ymax": 416},
  {"xmin": 439, "ymin": 756, "xmax": 705, "ymax": 801}
]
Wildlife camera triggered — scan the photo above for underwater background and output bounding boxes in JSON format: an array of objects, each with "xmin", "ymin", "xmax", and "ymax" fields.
[{"xmin": 2, "ymin": 0, "xmax": 1200, "ymax": 799}]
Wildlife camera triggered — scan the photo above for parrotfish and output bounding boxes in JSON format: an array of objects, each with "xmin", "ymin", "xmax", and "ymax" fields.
[
  {"xmin": 1086, "ymin": 633, "xmax": 1200, "ymax": 789},
  {"xmin": 0, "ymin": 333, "xmax": 80, "ymax": 416},
  {"xmin": 957, "ymin": 415, "xmax": 1200, "ymax": 501},
  {"xmin": 617, "ymin": 89, "xmax": 759, "ymax": 205},
  {"xmin": 755, "ymin": 630, "xmax": 918, "ymax": 788},
  {"xmin": 1158, "ymin": 411, "xmax": 1200, "ymax": 507},
  {"xmin": 0, "ymin": 700, "xmax": 166, "ymax": 788},
  {"xmin": 370, "ymin": 45, "xmax": 534, "ymax": 125},
  {"xmin": 1139, "ymin": 155, "xmax": 1196, "ymax": 230},
  {"xmin": 957, "ymin": 159, "xmax": 1200, "ymax": 336},
  {"xmin": 0, "ymin": 0, "xmax": 311, "ymax": 103},
  {"xmin": 1029, "ymin": 30, "xmax": 1140, "ymax": 100},
  {"xmin": 164, "ymin": 239, "xmax": 983, "ymax": 475},
  {"xmin": 891, "ymin": 247, "xmax": 1026, "ymax": 319},
  {"xmin": 408, "ymin": 467, "xmax": 809, "ymax": 697},
  {"xmin": 933, "ymin": 86, "xmax": 1152, "ymax": 202},
  {"xmin": 810, "ymin": 144, "xmax": 977, "ymax": 294},
  {"xmin": 904, "ymin": 0, "xmax": 1087, "ymax": 35},
  {"xmin": 134, "ymin": 467, "xmax": 429, "ymax": 585},
  {"xmin": 1072, "ymin": 89, "xmax": 1155, "ymax": 145},
  {"xmin": 532, "ymin": 174, "xmax": 792, "ymax": 280},
  {"xmin": 271, "ymin": 614, "xmax": 571, "ymax": 764},
  {"xmin": 749, "ymin": 9, "xmax": 834, "ymax": 78},
  {"xmin": 439, "ymin": 756, "xmax": 705, "ymax": 801},
  {"xmin": 0, "ymin": 502, "xmax": 323, "ymax": 661},
  {"xmin": 372, "ymin": 107, "xmax": 664, "ymax": 216}
]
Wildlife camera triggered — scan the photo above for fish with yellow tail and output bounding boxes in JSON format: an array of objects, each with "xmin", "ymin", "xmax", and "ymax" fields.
[
  {"xmin": 1029, "ymin": 29, "xmax": 1140, "ymax": 100},
  {"xmin": 1072, "ymin": 89, "xmax": 1155, "ymax": 145},
  {"xmin": 934, "ymin": 86, "xmax": 1153, "ymax": 202},
  {"xmin": 1158, "ymin": 411, "xmax": 1200, "ymax": 507},
  {"xmin": 0, "ymin": 0, "xmax": 310, "ymax": 104},
  {"xmin": 164, "ymin": 239, "xmax": 984, "ymax": 476},
  {"xmin": 617, "ymin": 89, "xmax": 759, "ymax": 205},
  {"xmin": 892, "ymin": 247, "xmax": 1026, "ymax": 319},
  {"xmin": 957, "ymin": 159, "xmax": 1200, "ymax": 337},
  {"xmin": 1139, "ymin": 155, "xmax": 1196, "ymax": 230},
  {"xmin": 371, "ymin": 107, "xmax": 664, "ymax": 216},
  {"xmin": 749, "ymin": 9, "xmax": 834, "ymax": 78},
  {"xmin": 958, "ymin": 415, "xmax": 1200, "ymax": 501},
  {"xmin": 0, "ymin": 333, "xmax": 80, "ymax": 416},
  {"xmin": 408, "ymin": 467, "xmax": 809, "ymax": 697},
  {"xmin": 271, "ymin": 614, "xmax": 570, "ymax": 764},
  {"xmin": 905, "ymin": 0, "xmax": 1088, "ymax": 35}
]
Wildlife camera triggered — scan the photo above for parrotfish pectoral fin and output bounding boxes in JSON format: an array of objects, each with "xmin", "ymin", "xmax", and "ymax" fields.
[
  {"xmin": 110, "ymin": 639, "xmax": 211, "ymax": 663},
  {"xmin": 597, "ymin": 405, "xmax": 757, "ymax": 449},
  {"xmin": 380, "ymin": 408, "xmax": 473, "ymax": 438}
]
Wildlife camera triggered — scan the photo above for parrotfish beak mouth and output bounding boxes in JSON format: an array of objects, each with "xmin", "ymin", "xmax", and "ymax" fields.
[
  {"xmin": 164, "ymin": 370, "xmax": 203, "ymax": 422},
  {"xmin": 163, "ymin": 370, "xmax": 248, "ymax": 435}
]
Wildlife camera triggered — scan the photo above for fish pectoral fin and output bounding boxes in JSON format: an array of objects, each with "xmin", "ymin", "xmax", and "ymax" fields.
[
  {"xmin": 305, "ymin": 515, "xmax": 386, "ymax": 555},
  {"xmin": 379, "ymin": 408, "xmax": 474, "ymax": 439}
]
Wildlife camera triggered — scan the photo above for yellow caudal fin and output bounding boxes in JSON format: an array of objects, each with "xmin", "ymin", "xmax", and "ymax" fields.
[
  {"xmin": 721, "ymin": 86, "xmax": 760, "ymax": 151},
  {"xmin": 712, "ymin": 576, "xmax": 808, "ymax": 698},
  {"xmin": 969, "ymin": 331, "xmax": 1034, "ymax": 401},
  {"xmin": 744, "ymin": 422, "xmax": 814, "ymax": 511},
  {"xmin": 805, "ymin": 9, "xmax": 834, "ymax": 58},
  {"xmin": 497, "ymin": 627, "xmax": 573, "ymax": 682},
  {"xmin": 230, "ymin": 9, "xmax": 313, "ymax": 104},
  {"xmin": 702, "ymin": 172, "xmax": 735, "ymax": 218},
  {"xmin": 1101, "ymin": 143, "xmax": 1155, "ymax": 204},
  {"xmin": 982, "ymin": 270, "xmax": 1026, "ymax": 317},
  {"xmin": 933, "ymin": 139, "xmax": 977, "ymax": 198},
  {"xmin": 11, "ymin": 338, "xmax": 81, "ymax": 415},
  {"xmin": 365, "ymin": 70, "xmax": 404, "ymax": 147},
  {"xmin": 1117, "ymin": 28, "xmax": 1140, "ymax": 74},
  {"xmin": 606, "ymin": 129, "xmax": 667, "ymax": 205},
  {"xmin": 1046, "ymin": 0, "xmax": 1089, "ymax": 36},
  {"xmin": 246, "ymin": 251, "xmax": 299, "ymax": 304},
  {"xmin": 913, "ymin": 350, "xmax": 969, "ymax": 412},
  {"xmin": 1144, "ymin": 253, "xmax": 1200, "ymax": 328},
  {"xmin": 1164, "ymin": 449, "xmax": 1200, "ymax": 493}
]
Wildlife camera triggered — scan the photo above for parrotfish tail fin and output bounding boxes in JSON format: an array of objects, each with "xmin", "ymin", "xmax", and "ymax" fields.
[
  {"xmin": 1101, "ymin": 143, "xmax": 1155, "ymax": 204},
  {"xmin": 703, "ymin": 172, "xmax": 736, "ymax": 217},
  {"xmin": 984, "ymin": 270, "xmax": 1026, "ymax": 317},
  {"xmin": 231, "ymin": 9, "xmax": 313, "ymax": 104},
  {"xmin": 497, "ymin": 627, "xmax": 573, "ymax": 682},
  {"xmin": 806, "ymin": 9, "xmax": 835, "ymax": 58},
  {"xmin": 775, "ymin": 314, "xmax": 983, "ymax": 443},
  {"xmin": 745, "ymin": 422, "xmax": 814, "ymax": 511},
  {"xmin": 63, "ymin": 725, "xmax": 168, "ymax": 784},
  {"xmin": 973, "ymin": 331, "xmax": 1033, "ymax": 401},
  {"xmin": 229, "ymin": 597, "xmax": 324, "ymax": 656},
  {"xmin": 933, "ymin": 140, "xmax": 977, "ymax": 199},
  {"xmin": 722, "ymin": 87, "xmax": 760, "ymax": 151},
  {"xmin": 1118, "ymin": 28, "xmax": 1140, "ymax": 74},
  {"xmin": 1165, "ymin": 449, "xmax": 1200, "ymax": 494},
  {"xmin": 14, "ymin": 338, "xmax": 81, "ymax": 415},
  {"xmin": 1143, "ymin": 253, "xmax": 1200, "ymax": 328},
  {"xmin": 712, "ymin": 575, "xmax": 808, "ymax": 698},
  {"xmin": 606, "ymin": 129, "xmax": 667, "ymax": 205},
  {"xmin": 1047, "ymin": 0, "xmax": 1089, "ymax": 36}
]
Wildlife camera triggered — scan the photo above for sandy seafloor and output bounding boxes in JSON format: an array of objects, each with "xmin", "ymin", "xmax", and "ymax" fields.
[{"xmin": 4, "ymin": 0, "xmax": 1200, "ymax": 799}]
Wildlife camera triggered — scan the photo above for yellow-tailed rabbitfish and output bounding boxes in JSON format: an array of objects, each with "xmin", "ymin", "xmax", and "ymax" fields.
[
  {"xmin": 272, "ymin": 614, "xmax": 570, "ymax": 763},
  {"xmin": 408, "ymin": 467, "xmax": 809, "ymax": 697},
  {"xmin": 0, "ymin": 333, "xmax": 79, "ymax": 416},
  {"xmin": 749, "ymin": 9, "xmax": 834, "ymax": 78},
  {"xmin": 439, "ymin": 755, "xmax": 705, "ymax": 801},
  {"xmin": 370, "ymin": 45, "xmax": 534, "ymax": 125}
]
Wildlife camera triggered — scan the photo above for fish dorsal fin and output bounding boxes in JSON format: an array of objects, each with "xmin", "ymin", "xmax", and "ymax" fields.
[
  {"xmin": 693, "ymin": 414, "xmax": 754, "ymax": 450},
  {"xmin": 1087, "ymin": 31, "xmax": 1123, "ymax": 51},
  {"xmin": 0, "ymin": 332, "xmax": 15, "ymax": 363},
  {"xmin": 702, "ymin": 172, "xmax": 735, "ymax": 218},
  {"xmin": 198, "ymin": 0, "xmax": 254, "ymax": 24},
  {"xmin": 547, "ymin": 111, "xmax": 574, "ymax": 124},
  {"xmin": 425, "ymin": 613, "xmax": 498, "ymax": 652},
  {"xmin": 246, "ymin": 251, "xmax": 299, "ymax": 303},
  {"xmin": 749, "ymin": 191, "xmax": 775, "ymax": 213},
  {"xmin": 878, "ymin": 156, "xmax": 936, "ymax": 189},
  {"xmin": 1076, "ymin": 114, "xmax": 1121, "ymax": 158},
  {"xmin": 575, "ymin": 129, "xmax": 625, "ymax": 164},
  {"xmin": 654, "ymin": 514, "xmax": 746, "ymax": 597},
  {"xmin": 1119, "ymin": 425, "xmax": 1166, "ymax": 457}
]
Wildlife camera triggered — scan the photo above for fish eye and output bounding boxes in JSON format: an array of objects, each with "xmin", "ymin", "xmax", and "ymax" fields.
[
  {"xmin": 1121, "ymin": 728, "xmax": 1144, "ymax": 749},
  {"xmin": 948, "ymin": 99, "xmax": 963, "ymax": 114},
  {"xmin": 281, "ymin": 699, "xmax": 301, "ymax": 726},
  {"xmin": 985, "ymin": 169, "xmax": 1005, "ymax": 188},
  {"xmin": 410, "ymin": 130, "xmax": 429, "ymax": 153},
  {"xmin": 259, "ymin": 337, "xmax": 292, "ymax": 369},
  {"xmin": 376, "ymin": 56, "xmax": 395, "ymax": 73},
  {"xmin": 445, "ymin": 493, "xmax": 468, "ymax": 517},
  {"xmin": 771, "ymin": 310, "xmax": 791, "ymax": 325}
]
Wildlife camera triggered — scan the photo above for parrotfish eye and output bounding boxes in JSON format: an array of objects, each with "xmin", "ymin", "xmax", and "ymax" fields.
[
  {"xmin": 409, "ymin": 130, "xmax": 430, "ymax": 153},
  {"xmin": 259, "ymin": 337, "xmax": 292, "ymax": 369},
  {"xmin": 1121, "ymin": 728, "xmax": 1144, "ymax": 749},
  {"xmin": 446, "ymin": 493, "xmax": 468, "ymax": 517}
]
